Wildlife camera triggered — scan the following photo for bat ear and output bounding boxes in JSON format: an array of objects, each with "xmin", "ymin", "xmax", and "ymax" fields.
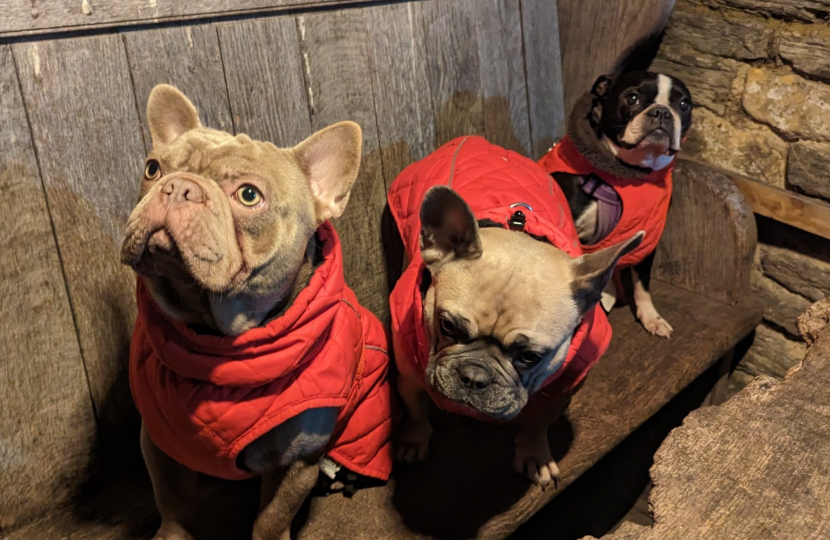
[{"xmin": 591, "ymin": 75, "xmax": 614, "ymax": 100}]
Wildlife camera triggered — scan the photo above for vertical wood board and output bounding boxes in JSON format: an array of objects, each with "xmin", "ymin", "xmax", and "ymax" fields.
[
  {"xmin": 13, "ymin": 35, "xmax": 146, "ymax": 460},
  {"xmin": 0, "ymin": 44, "xmax": 98, "ymax": 528}
]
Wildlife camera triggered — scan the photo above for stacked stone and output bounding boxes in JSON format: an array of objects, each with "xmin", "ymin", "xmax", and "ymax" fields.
[{"xmin": 651, "ymin": 0, "xmax": 830, "ymax": 394}]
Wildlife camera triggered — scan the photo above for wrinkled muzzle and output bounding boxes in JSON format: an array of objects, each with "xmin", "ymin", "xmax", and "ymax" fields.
[
  {"xmin": 121, "ymin": 173, "xmax": 244, "ymax": 292},
  {"xmin": 426, "ymin": 348, "xmax": 528, "ymax": 420}
]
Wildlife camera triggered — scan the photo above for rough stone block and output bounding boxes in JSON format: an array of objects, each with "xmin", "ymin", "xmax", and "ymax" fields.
[
  {"xmin": 739, "ymin": 323, "xmax": 806, "ymax": 379},
  {"xmin": 743, "ymin": 67, "xmax": 830, "ymax": 141},
  {"xmin": 761, "ymin": 244, "xmax": 830, "ymax": 302},
  {"xmin": 698, "ymin": 0, "xmax": 830, "ymax": 24},
  {"xmin": 778, "ymin": 32, "xmax": 830, "ymax": 83},
  {"xmin": 683, "ymin": 107, "xmax": 788, "ymax": 187},
  {"xmin": 665, "ymin": 8, "xmax": 773, "ymax": 60},
  {"xmin": 787, "ymin": 140, "xmax": 830, "ymax": 201},
  {"xmin": 751, "ymin": 270, "xmax": 812, "ymax": 337},
  {"xmin": 650, "ymin": 53, "xmax": 738, "ymax": 115}
]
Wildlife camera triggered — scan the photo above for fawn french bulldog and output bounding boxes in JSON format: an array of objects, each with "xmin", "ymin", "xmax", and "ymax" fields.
[
  {"xmin": 121, "ymin": 85, "xmax": 392, "ymax": 540},
  {"xmin": 540, "ymin": 71, "xmax": 693, "ymax": 338},
  {"xmin": 387, "ymin": 136, "xmax": 643, "ymax": 488}
]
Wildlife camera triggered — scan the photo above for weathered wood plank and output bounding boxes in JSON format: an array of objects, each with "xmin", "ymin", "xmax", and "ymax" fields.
[
  {"xmin": 123, "ymin": 24, "xmax": 233, "ymax": 152},
  {"xmin": 0, "ymin": 44, "xmax": 98, "ymax": 530},
  {"xmin": 557, "ymin": 0, "xmax": 676, "ymax": 114},
  {"xmin": 521, "ymin": 0, "xmax": 567, "ymax": 159},
  {"xmin": 365, "ymin": 2, "xmax": 435, "ymax": 182},
  {"xmin": 654, "ymin": 159, "xmax": 758, "ymax": 305},
  {"xmin": 474, "ymin": 0, "xmax": 531, "ymax": 156},
  {"xmin": 422, "ymin": 0, "xmax": 485, "ymax": 147},
  {"xmin": 299, "ymin": 282, "xmax": 763, "ymax": 540},
  {"xmin": 0, "ymin": 0, "xmax": 377, "ymax": 39},
  {"xmin": 296, "ymin": 9, "xmax": 389, "ymax": 319},
  {"xmin": 589, "ymin": 300, "xmax": 830, "ymax": 540},
  {"xmin": 13, "ymin": 35, "xmax": 146, "ymax": 461},
  {"xmin": 217, "ymin": 17, "xmax": 311, "ymax": 146},
  {"xmin": 727, "ymin": 166, "xmax": 830, "ymax": 241}
]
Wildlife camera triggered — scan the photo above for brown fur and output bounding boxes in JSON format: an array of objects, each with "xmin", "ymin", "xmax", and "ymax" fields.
[
  {"xmin": 396, "ymin": 186, "xmax": 643, "ymax": 488},
  {"xmin": 121, "ymin": 85, "xmax": 363, "ymax": 539}
]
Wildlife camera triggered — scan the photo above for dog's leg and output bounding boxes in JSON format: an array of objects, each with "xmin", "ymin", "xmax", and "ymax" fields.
[
  {"xmin": 513, "ymin": 392, "xmax": 573, "ymax": 491},
  {"xmin": 632, "ymin": 252, "xmax": 672, "ymax": 338},
  {"xmin": 252, "ymin": 454, "xmax": 320, "ymax": 540},
  {"xmin": 395, "ymin": 371, "xmax": 433, "ymax": 463},
  {"xmin": 140, "ymin": 424, "xmax": 198, "ymax": 540}
]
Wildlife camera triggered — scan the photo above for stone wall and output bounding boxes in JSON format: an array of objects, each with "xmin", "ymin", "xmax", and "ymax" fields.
[{"xmin": 651, "ymin": 0, "xmax": 830, "ymax": 393}]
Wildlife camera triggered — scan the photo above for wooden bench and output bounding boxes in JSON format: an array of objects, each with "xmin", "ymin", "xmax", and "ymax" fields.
[
  {"xmin": 0, "ymin": 1, "xmax": 761, "ymax": 539},
  {"xmin": 591, "ymin": 299, "xmax": 830, "ymax": 540}
]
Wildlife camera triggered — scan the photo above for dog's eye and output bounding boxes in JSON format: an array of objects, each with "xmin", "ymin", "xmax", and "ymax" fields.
[
  {"xmin": 518, "ymin": 350, "xmax": 543, "ymax": 365},
  {"xmin": 625, "ymin": 93, "xmax": 640, "ymax": 106},
  {"xmin": 439, "ymin": 317, "xmax": 456, "ymax": 337},
  {"xmin": 679, "ymin": 99, "xmax": 691, "ymax": 112},
  {"xmin": 236, "ymin": 185, "xmax": 263, "ymax": 207},
  {"xmin": 144, "ymin": 160, "xmax": 161, "ymax": 181}
]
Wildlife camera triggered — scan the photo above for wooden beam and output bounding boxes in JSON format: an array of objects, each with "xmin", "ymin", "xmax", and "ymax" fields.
[
  {"xmin": 704, "ymin": 162, "xmax": 830, "ymax": 241},
  {"xmin": 0, "ymin": 0, "xmax": 383, "ymax": 39}
]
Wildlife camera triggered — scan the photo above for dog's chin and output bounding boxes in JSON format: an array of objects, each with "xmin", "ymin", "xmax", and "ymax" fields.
[
  {"xmin": 606, "ymin": 131, "xmax": 679, "ymax": 171},
  {"xmin": 426, "ymin": 360, "xmax": 527, "ymax": 420},
  {"xmin": 122, "ymin": 225, "xmax": 244, "ymax": 293}
]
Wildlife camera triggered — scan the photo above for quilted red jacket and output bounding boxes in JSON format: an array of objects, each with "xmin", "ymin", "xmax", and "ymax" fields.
[
  {"xmin": 388, "ymin": 136, "xmax": 612, "ymax": 421},
  {"xmin": 538, "ymin": 135, "xmax": 673, "ymax": 269},
  {"xmin": 130, "ymin": 222, "xmax": 393, "ymax": 481}
]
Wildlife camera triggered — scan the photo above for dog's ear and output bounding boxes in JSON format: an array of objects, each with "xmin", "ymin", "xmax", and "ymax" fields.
[
  {"xmin": 292, "ymin": 121, "xmax": 363, "ymax": 223},
  {"xmin": 570, "ymin": 231, "xmax": 645, "ymax": 314},
  {"xmin": 591, "ymin": 75, "xmax": 614, "ymax": 100},
  {"xmin": 589, "ymin": 75, "xmax": 614, "ymax": 130},
  {"xmin": 146, "ymin": 84, "xmax": 202, "ymax": 148},
  {"xmin": 419, "ymin": 186, "xmax": 483, "ymax": 269}
]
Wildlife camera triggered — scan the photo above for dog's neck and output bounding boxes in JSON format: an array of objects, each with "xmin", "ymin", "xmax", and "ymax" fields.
[
  {"xmin": 567, "ymin": 92, "xmax": 654, "ymax": 180},
  {"xmin": 145, "ymin": 237, "xmax": 319, "ymax": 336}
]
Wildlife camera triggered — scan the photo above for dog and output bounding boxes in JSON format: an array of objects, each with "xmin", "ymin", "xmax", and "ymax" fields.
[
  {"xmin": 120, "ymin": 85, "xmax": 393, "ymax": 540},
  {"xmin": 386, "ymin": 136, "xmax": 644, "ymax": 488},
  {"xmin": 540, "ymin": 71, "xmax": 693, "ymax": 338}
]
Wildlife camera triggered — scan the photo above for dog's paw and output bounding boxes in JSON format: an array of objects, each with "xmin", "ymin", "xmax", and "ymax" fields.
[
  {"xmin": 513, "ymin": 433, "xmax": 560, "ymax": 490},
  {"xmin": 152, "ymin": 522, "xmax": 195, "ymax": 540},
  {"xmin": 637, "ymin": 305, "xmax": 673, "ymax": 339},
  {"xmin": 394, "ymin": 421, "xmax": 432, "ymax": 463}
]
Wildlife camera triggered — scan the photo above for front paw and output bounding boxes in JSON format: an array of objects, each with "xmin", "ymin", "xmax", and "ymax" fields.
[
  {"xmin": 394, "ymin": 420, "xmax": 432, "ymax": 463},
  {"xmin": 637, "ymin": 308, "xmax": 673, "ymax": 338},
  {"xmin": 513, "ymin": 432, "xmax": 560, "ymax": 490}
]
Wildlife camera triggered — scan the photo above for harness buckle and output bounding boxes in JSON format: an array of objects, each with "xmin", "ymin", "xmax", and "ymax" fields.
[{"xmin": 508, "ymin": 210, "xmax": 526, "ymax": 232}]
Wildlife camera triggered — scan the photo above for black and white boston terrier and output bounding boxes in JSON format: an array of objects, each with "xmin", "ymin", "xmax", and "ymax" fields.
[{"xmin": 540, "ymin": 71, "xmax": 693, "ymax": 338}]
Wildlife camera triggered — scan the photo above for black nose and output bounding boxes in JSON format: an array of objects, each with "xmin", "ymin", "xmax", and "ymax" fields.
[
  {"xmin": 648, "ymin": 106, "xmax": 672, "ymax": 120},
  {"xmin": 458, "ymin": 364, "xmax": 492, "ymax": 391}
]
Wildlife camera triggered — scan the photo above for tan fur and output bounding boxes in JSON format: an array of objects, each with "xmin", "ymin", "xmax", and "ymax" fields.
[
  {"xmin": 122, "ymin": 85, "xmax": 363, "ymax": 540},
  {"xmin": 122, "ymin": 84, "xmax": 362, "ymax": 336},
  {"xmin": 396, "ymin": 186, "xmax": 643, "ymax": 488}
]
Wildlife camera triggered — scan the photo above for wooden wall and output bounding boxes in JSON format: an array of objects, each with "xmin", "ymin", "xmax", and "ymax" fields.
[
  {"xmin": 0, "ymin": 0, "xmax": 564, "ymax": 527},
  {"xmin": 557, "ymin": 0, "xmax": 677, "ymax": 113}
]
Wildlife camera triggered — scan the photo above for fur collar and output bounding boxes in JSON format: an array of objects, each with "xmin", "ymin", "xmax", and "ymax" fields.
[{"xmin": 566, "ymin": 92, "xmax": 652, "ymax": 180}]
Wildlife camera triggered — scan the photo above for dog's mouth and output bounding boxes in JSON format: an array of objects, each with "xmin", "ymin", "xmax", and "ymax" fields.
[
  {"xmin": 638, "ymin": 128, "xmax": 678, "ymax": 155},
  {"xmin": 426, "ymin": 359, "xmax": 526, "ymax": 420}
]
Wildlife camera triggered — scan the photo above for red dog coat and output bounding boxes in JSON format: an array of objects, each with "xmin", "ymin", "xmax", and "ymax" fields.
[
  {"xmin": 387, "ymin": 136, "xmax": 613, "ymax": 421},
  {"xmin": 130, "ymin": 222, "xmax": 393, "ymax": 481},
  {"xmin": 538, "ymin": 135, "xmax": 673, "ymax": 269}
]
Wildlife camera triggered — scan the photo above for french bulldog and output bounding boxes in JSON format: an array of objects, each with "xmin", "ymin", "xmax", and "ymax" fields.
[
  {"xmin": 540, "ymin": 71, "xmax": 693, "ymax": 339},
  {"xmin": 121, "ymin": 85, "xmax": 393, "ymax": 540},
  {"xmin": 387, "ymin": 136, "xmax": 644, "ymax": 488}
]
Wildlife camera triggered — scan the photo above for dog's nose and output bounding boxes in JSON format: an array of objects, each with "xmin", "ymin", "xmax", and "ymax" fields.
[
  {"xmin": 458, "ymin": 365, "xmax": 492, "ymax": 391},
  {"xmin": 162, "ymin": 178, "xmax": 205, "ymax": 204},
  {"xmin": 649, "ymin": 106, "xmax": 672, "ymax": 120}
]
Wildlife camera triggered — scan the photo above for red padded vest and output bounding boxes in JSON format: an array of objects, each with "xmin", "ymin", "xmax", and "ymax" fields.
[
  {"xmin": 538, "ymin": 135, "xmax": 673, "ymax": 269},
  {"xmin": 129, "ymin": 222, "xmax": 393, "ymax": 481},
  {"xmin": 387, "ymin": 136, "xmax": 612, "ymax": 421}
]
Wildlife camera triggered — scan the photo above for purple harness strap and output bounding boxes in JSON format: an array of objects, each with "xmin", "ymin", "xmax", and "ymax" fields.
[{"xmin": 580, "ymin": 175, "xmax": 622, "ymax": 245}]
